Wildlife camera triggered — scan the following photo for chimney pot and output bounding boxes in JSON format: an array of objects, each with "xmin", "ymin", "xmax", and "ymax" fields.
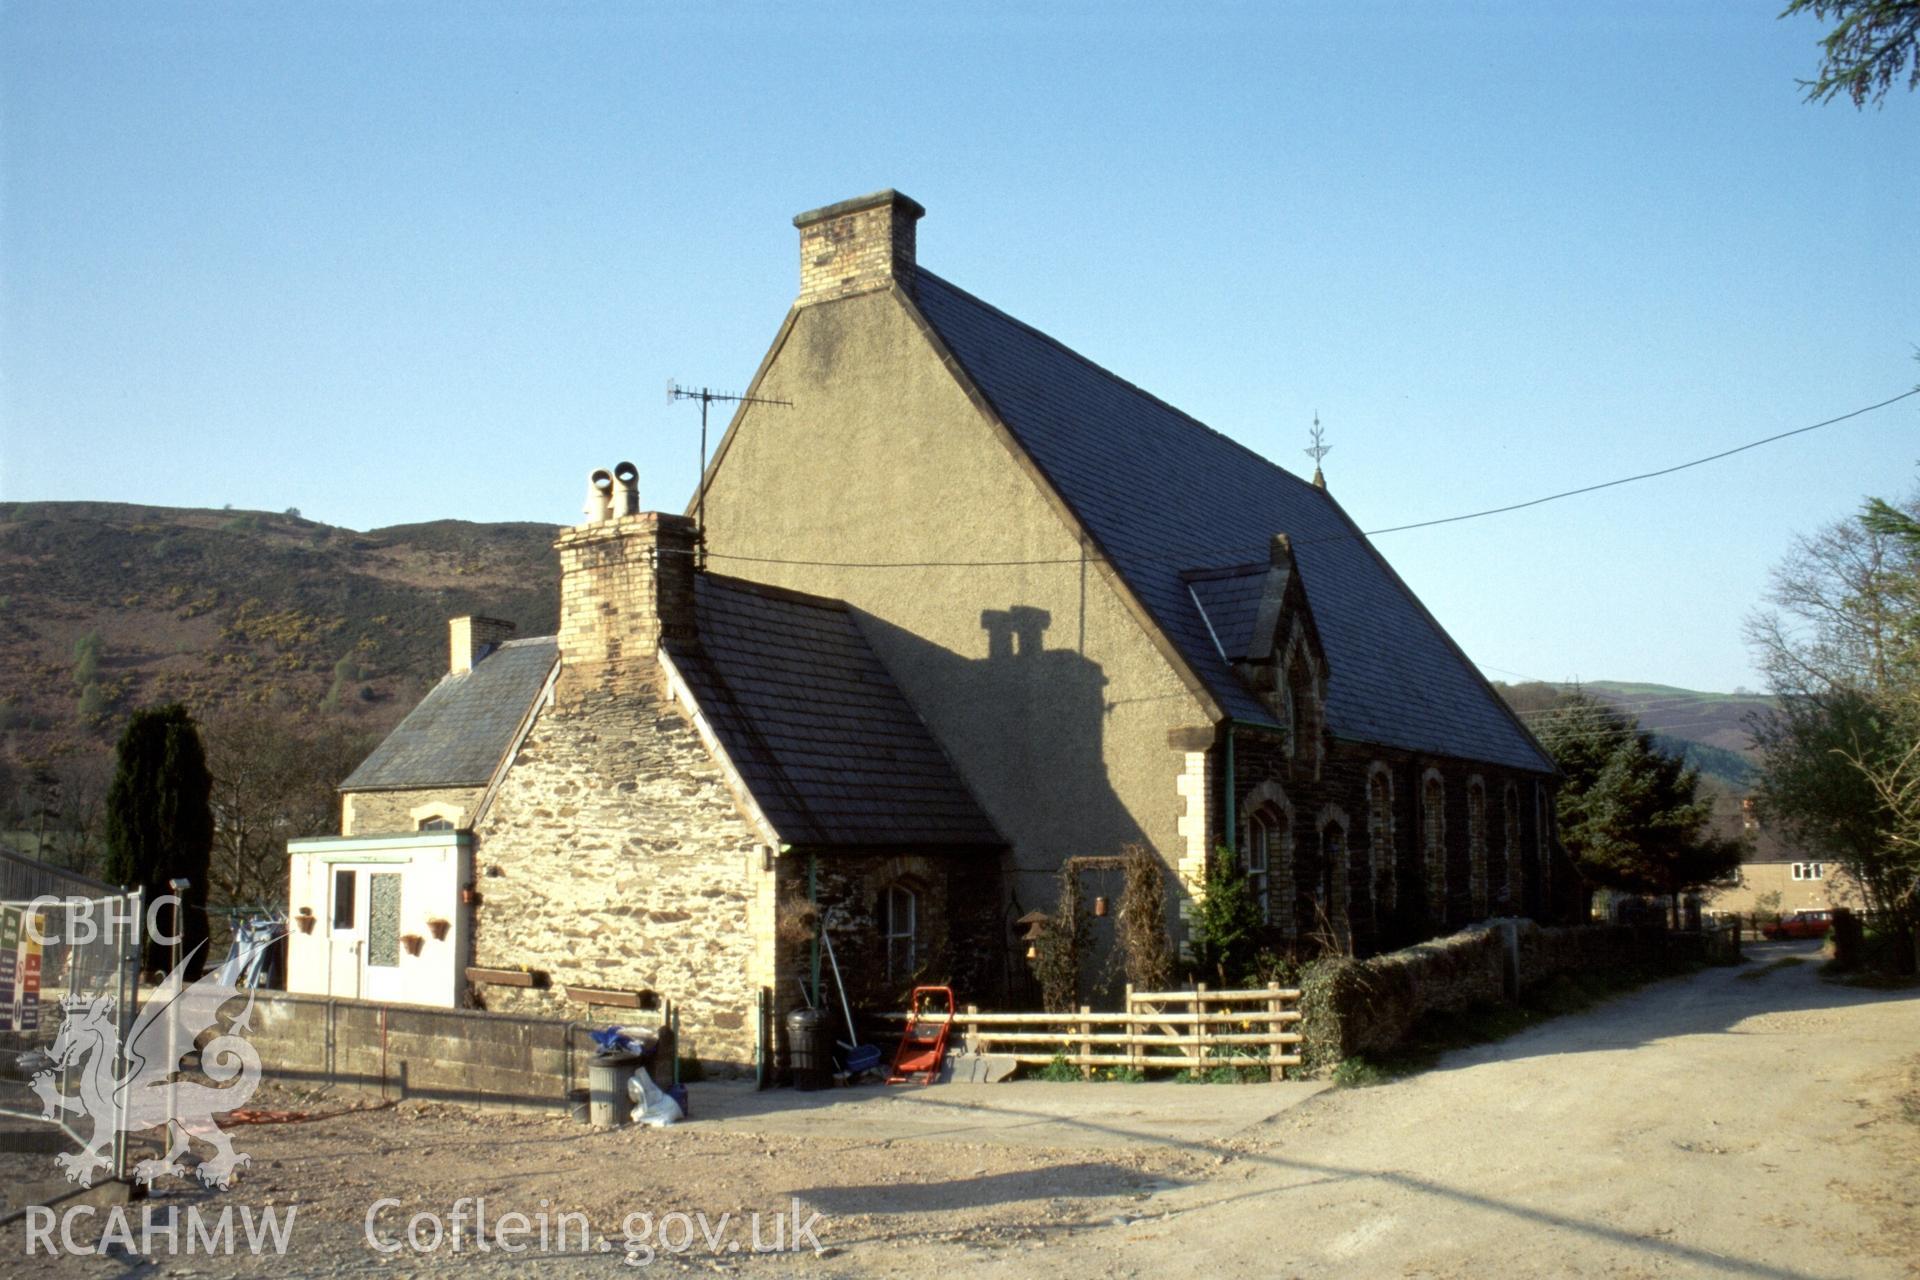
[
  {"xmin": 613, "ymin": 461, "xmax": 640, "ymax": 517},
  {"xmin": 793, "ymin": 189, "xmax": 924, "ymax": 305},
  {"xmin": 586, "ymin": 469, "xmax": 615, "ymax": 523}
]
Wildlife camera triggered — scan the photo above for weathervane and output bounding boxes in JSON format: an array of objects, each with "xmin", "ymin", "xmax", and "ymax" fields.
[{"xmin": 1305, "ymin": 413, "xmax": 1330, "ymax": 488}]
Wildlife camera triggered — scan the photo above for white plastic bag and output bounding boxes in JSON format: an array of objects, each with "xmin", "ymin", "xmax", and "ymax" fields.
[{"xmin": 626, "ymin": 1065, "xmax": 683, "ymax": 1127}]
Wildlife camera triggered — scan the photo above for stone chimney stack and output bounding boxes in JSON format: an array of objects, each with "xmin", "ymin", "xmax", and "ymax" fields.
[
  {"xmin": 554, "ymin": 462, "xmax": 697, "ymax": 696},
  {"xmin": 794, "ymin": 189, "xmax": 925, "ymax": 305},
  {"xmin": 449, "ymin": 616, "xmax": 516, "ymax": 675}
]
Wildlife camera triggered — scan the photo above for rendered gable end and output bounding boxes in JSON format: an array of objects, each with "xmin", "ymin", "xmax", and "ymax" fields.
[{"xmin": 695, "ymin": 284, "xmax": 1215, "ymax": 901}]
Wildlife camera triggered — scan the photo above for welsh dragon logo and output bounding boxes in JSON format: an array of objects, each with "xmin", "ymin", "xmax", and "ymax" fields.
[{"xmin": 28, "ymin": 946, "xmax": 261, "ymax": 1189}]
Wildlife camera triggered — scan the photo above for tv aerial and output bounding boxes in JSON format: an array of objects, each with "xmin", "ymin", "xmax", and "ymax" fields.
[{"xmin": 668, "ymin": 380, "xmax": 792, "ymax": 563}]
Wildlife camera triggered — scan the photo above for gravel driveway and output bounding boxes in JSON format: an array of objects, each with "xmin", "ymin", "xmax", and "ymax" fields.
[{"xmin": 4, "ymin": 940, "xmax": 1915, "ymax": 1278}]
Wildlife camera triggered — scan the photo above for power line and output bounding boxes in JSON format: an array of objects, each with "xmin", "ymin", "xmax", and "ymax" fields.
[
  {"xmin": 692, "ymin": 385, "xmax": 1920, "ymax": 571},
  {"xmin": 1319, "ymin": 385, "xmax": 1920, "ymax": 544}
]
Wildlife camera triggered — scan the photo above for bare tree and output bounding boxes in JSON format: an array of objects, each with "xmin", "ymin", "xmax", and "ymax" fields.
[{"xmin": 201, "ymin": 710, "xmax": 373, "ymax": 909}]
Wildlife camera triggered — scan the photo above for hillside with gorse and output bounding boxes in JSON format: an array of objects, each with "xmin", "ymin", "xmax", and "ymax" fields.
[{"xmin": 0, "ymin": 501, "xmax": 560, "ymax": 776}]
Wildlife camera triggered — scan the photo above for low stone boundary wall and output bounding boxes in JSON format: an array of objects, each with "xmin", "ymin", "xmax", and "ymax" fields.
[
  {"xmin": 1300, "ymin": 919, "xmax": 1738, "ymax": 1067},
  {"xmin": 244, "ymin": 992, "xmax": 593, "ymax": 1112}
]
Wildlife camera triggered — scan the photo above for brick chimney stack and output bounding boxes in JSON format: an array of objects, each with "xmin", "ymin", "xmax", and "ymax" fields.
[
  {"xmin": 794, "ymin": 189, "xmax": 925, "ymax": 305},
  {"xmin": 554, "ymin": 463, "xmax": 697, "ymax": 696},
  {"xmin": 449, "ymin": 616, "xmax": 516, "ymax": 675}
]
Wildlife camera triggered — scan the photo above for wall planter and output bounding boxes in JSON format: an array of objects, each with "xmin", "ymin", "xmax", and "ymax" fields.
[
  {"xmin": 295, "ymin": 908, "xmax": 316, "ymax": 935},
  {"xmin": 426, "ymin": 917, "xmax": 451, "ymax": 941},
  {"xmin": 563, "ymin": 985, "xmax": 660, "ymax": 1010},
  {"xmin": 401, "ymin": 933, "xmax": 425, "ymax": 957},
  {"xmin": 465, "ymin": 966, "xmax": 549, "ymax": 989}
]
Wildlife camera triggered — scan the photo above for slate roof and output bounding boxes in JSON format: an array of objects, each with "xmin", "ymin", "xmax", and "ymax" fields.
[
  {"xmin": 913, "ymin": 268, "xmax": 1554, "ymax": 774},
  {"xmin": 1184, "ymin": 567, "xmax": 1268, "ymax": 663},
  {"xmin": 341, "ymin": 637, "xmax": 558, "ymax": 791},
  {"xmin": 667, "ymin": 575, "xmax": 1003, "ymax": 848}
]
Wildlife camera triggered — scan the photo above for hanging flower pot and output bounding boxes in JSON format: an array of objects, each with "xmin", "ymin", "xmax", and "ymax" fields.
[
  {"xmin": 296, "ymin": 908, "xmax": 316, "ymax": 935},
  {"xmin": 427, "ymin": 917, "xmax": 450, "ymax": 941},
  {"xmin": 401, "ymin": 933, "xmax": 425, "ymax": 957}
]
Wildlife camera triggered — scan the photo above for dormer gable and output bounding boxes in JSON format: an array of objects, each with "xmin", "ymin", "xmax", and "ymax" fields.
[{"xmin": 1184, "ymin": 533, "xmax": 1331, "ymax": 775}]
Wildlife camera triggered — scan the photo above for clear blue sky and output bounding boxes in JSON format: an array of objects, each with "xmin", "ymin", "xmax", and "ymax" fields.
[{"xmin": 3, "ymin": 2, "xmax": 1914, "ymax": 694}]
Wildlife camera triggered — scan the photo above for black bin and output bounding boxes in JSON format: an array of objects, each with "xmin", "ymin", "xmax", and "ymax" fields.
[{"xmin": 785, "ymin": 1007, "xmax": 831, "ymax": 1091}]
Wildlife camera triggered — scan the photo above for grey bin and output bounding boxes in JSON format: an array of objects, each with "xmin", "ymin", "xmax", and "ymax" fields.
[{"xmin": 589, "ymin": 1052, "xmax": 645, "ymax": 1128}]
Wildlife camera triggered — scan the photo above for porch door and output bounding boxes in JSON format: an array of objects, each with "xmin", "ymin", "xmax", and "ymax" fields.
[{"xmin": 326, "ymin": 866, "xmax": 363, "ymax": 1000}]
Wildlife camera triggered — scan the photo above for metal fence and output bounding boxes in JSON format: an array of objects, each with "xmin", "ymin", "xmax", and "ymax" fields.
[{"xmin": 0, "ymin": 848, "xmax": 142, "ymax": 1193}]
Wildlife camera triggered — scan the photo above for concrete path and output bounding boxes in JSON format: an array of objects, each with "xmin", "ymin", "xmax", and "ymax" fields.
[{"xmin": 996, "ymin": 940, "xmax": 1920, "ymax": 1279}]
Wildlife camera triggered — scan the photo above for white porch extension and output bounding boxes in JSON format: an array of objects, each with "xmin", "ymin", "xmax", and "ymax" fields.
[{"xmin": 286, "ymin": 831, "xmax": 470, "ymax": 1009}]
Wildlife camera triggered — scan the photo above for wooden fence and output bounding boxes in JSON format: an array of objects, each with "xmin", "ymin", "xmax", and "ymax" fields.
[{"xmin": 929, "ymin": 983, "xmax": 1303, "ymax": 1080}]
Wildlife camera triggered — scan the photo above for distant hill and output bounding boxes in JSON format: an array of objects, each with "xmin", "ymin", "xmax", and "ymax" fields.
[
  {"xmin": 1493, "ymin": 678, "xmax": 1774, "ymax": 790},
  {"xmin": 0, "ymin": 501, "xmax": 561, "ymax": 774}
]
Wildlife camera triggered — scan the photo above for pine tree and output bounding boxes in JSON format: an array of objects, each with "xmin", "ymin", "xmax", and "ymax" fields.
[
  {"xmin": 104, "ymin": 704, "xmax": 214, "ymax": 974},
  {"xmin": 1537, "ymin": 694, "xmax": 1744, "ymax": 921}
]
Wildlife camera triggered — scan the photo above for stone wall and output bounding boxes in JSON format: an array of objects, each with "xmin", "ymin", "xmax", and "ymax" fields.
[
  {"xmin": 1300, "ymin": 919, "xmax": 1735, "ymax": 1066},
  {"xmin": 1300, "ymin": 926, "xmax": 1508, "ymax": 1063},
  {"xmin": 471, "ymin": 677, "xmax": 772, "ymax": 1075},
  {"xmin": 341, "ymin": 787, "xmax": 484, "ymax": 836}
]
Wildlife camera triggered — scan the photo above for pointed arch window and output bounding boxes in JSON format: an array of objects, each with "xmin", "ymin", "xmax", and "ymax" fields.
[
  {"xmin": 1422, "ymin": 771, "xmax": 1446, "ymax": 920},
  {"xmin": 1467, "ymin": 778, "xmax": 1489, "ymax": 919},
  {"xmin": 1500, "ymin": 784, "xmax": 1521, "ymax": 910},
  {"xmin": 1244, "ymin": 809, "xmax": 1279, "ymax": 923},
  {"xmin": 1368, "ymin": 765, "xmax": 1394, "ymax": 915}
]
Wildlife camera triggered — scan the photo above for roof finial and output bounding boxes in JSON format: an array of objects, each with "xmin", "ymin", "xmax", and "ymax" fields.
[{"xmin": 1305, "ymin": 413, "xmax": 1330, "ymax": 489}]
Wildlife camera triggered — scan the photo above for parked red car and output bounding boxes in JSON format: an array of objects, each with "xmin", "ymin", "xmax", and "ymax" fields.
[{"xmin": 1762, "ymin": 910, "xmax": 1833, "ymax": 940}]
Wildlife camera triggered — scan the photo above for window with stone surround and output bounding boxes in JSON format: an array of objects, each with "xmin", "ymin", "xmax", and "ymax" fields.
[
  {"xmin": 1368, "ymin": 764, "xmax": 1395, "ymax": 915},
  {"xmin": 883, "ymin": 884, "xmax": 917, "ymax": 981},
  {"xmin": 1467, "ymin": 777, "xmax": 1489, "ymax": 919},
  {"xmin": 1536, "ymin": 785, "xmax": 1552, "ymax": 910},
  {"xmin": 1500, "ymin": 784, "xmax": 1521, "ymax": 910},
  {"xmin": 1240, "ymin": 781, "xmax": 1296, "ymax": 938},
  {"xmin": 1285, "ymin": 651, "xmax": 1316, "ymax": 762},
  {"xmin": 1317, "ymin": 811, "xmax": 1350, "ymax": 946},
  {"xmin": 1244, "ymin": 811, "xmax": 1276, "ymax": 924},
  {"xmin": 1422, "ymin": 771, "xmax": 1446, "ymax": 920},
  {"xmin": 1279, "ymin": 684, "xmax": 1297, "ymax": 758}
]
